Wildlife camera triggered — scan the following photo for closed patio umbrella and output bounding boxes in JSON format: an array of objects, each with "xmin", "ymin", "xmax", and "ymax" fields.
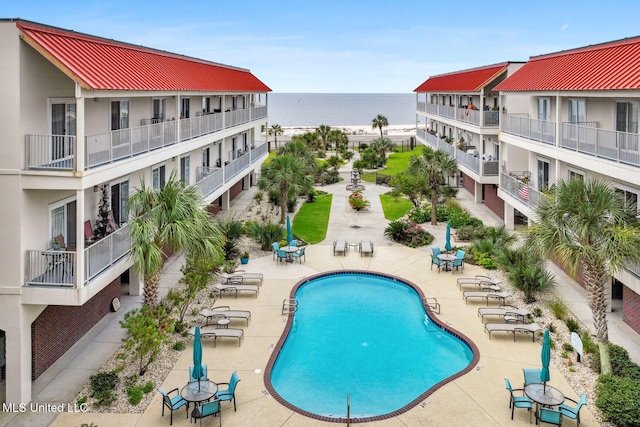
[
  {"xmin": 540, "ymin": 329, "xmax": 551, "ymax": 392},
  {"xmin": 444, "ymin": 221, "xmax": 452, "ymax": 253},
  {"xmin": 192, "ymin": 326, "xmax": 204, "ymax": 390},
  {"xmin": 286, "ymin": 215, "xmax": 293, "ymax": 243}
]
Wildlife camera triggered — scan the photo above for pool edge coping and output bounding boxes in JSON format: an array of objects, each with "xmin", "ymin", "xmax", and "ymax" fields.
[{"xmin": 263, "ymin": 269, "xmax": 481, "ymax": 424}]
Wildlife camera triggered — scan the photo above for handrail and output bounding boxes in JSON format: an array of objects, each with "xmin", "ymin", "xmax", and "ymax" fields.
[{"xmin": 282, "ymin": 298, "xmax": 298, "ymax": 315}]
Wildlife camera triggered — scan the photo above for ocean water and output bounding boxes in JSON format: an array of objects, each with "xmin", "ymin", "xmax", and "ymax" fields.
[{"xmin": 266, "ymin": 93, "xmax": 415, "ymax": 127}]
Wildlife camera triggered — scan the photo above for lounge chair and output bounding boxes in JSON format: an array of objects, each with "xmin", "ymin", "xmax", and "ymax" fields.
[
  {"xmin": 200, "ymin": 306, "xmax": 251, "ymax": 326},
  {"xmin": 190, "ymin": 326, "xmax": 244, "ymax": 347},
  {"xmin": 457, "ymin": 275, "xmax": 501, "ymax": 290},
  {"xmin": 504, "ymin": 378, "xmax": 532, "ymax": 421},
  {"xmin": 219, "ymin": 270, "xmax": 263, "ymax": 286},
  {"xmin": 477, "ymin": 305, "xmax": 530, "ymax": 323},
  {"xmin": 485, "ymin": 322, "xmax": 543, "ymax": 341},
  {"xmin": 213, "ymin": 281, "xmax": 259, "ymax": 298},
  {"xmin": 333, "ymin": 240, "xmax": 347, "ymax": 256},
  {"xmin": 558, "ymin": 394, "xmax": 587, "ymax": 426},
  {"xmin": 359, "ymin": 240, "xmax": 373, "ymax": 257},
  {"xmin": 463, "ymin": 290, "xmax": 511, "ymax": 305}
]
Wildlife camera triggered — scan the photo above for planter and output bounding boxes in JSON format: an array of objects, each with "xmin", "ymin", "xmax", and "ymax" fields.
[{"xmin": 240, "ymin": 257, "xmax": 249, "ymax": 265}]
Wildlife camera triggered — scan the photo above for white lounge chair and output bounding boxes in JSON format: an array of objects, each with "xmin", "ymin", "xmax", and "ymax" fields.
[
  {"xmin": 213, "ymin": 281, "xmax": 259, "ymax": 298},
  {"xmin": 333, "ymin": 240, "xmax": 347, "ymax": 256},
  {"xmin": 219, "ymin": 270, "xmax": 263, "ymax": 286},
  {"xmin": 359, "ymin": 241, "xmax": 374, "ymax": 257},
  {"xmin": 190, "ymin": 326, "xmax": 244, "ymax": 347},
  {"xmin": 463, "ymin": 290, "xmax": 511, "ymax": 305},
  {"xmin": 200, "ymin": 306, "xmax": 251, "ymax": 326},
  {"xmin": 477, "ymin": 306, "xmax": 530, "ymax": 323},
  {"xmin": 484, "ymin": 322, "xmax": 543, "ymax": 341},
  {"xmin": 456, "ymin": 275, "xmax": 502, "ymax": 290}
]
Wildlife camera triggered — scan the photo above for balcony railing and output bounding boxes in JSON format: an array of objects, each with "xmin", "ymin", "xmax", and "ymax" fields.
[
  {"xmin": 500, "ymin": 172, "xmax": 545, "ymax": 210},
  {"xmin": 560, "ymin": 123, "xmax": 640, "ymax": 167},
  {"xmin": 194, "ymin": 166, "xmax": 224, "ymax": 198},
  {"xmin": 501, "ymin": 114, "xmax": 555, "ymax": 145},
  {"xmin": 26, "ymin": 106, "xmax": 268, "ymax": 170},
  {"xmin": 85, "ymin": 224, "xmax": 131, "ymax": 283},
  {"xmin": 417, "ymin": 103, "xmax": 498, "ymax": 127}
]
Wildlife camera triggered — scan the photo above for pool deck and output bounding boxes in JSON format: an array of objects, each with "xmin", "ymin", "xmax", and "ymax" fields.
[{"xmin": 10, "ymin": 161, "xmax": 637, "ymax": 426}]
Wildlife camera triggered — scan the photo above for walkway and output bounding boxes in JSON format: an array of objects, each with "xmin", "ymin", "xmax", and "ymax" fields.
[{"xmin": 5, "ymin": 157, "xmax": 640, "ymax": 426}]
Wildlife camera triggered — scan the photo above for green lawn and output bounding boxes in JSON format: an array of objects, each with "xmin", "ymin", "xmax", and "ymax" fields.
[
  {"xmin": 361, "ymin": 146, "xmax": 422, "ymax": 182},
  {"xmin": 380, "ymin": 194, "xmax": 413, "ymax": 220},
  {"xmin": 292, "ymin": 194, "xmax": 333, "ymax": 244}
]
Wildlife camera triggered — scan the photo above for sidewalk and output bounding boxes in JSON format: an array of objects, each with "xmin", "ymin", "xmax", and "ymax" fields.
[{"xmin": 5, "ymin": 163, "xmax": 640, "ymax": 426}]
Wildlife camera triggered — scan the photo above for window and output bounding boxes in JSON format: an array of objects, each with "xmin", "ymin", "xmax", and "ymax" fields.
[
  {"xmin": 111, "ymin": 100, "xmax": 129, "ymax": 130},
  {"xmin": 538, "ymin": 98, "xmax": 551, "ymax": 121},
  {"xmin": 243, "ymin": 133, "xmax": 248, "ymax": 152},
  {"xmin": 615, "ymin": 186, "xmax": 639, "ymax": 213},
  {"xmin": 50, "ymin": 197, "xmax": 76, "ymax": 249},
  {"xmin": 152, "ymin": 98, "xmax": 165, "ymax": 122},
  {"xmin": 568, "ymin": 169, "xmax": 584, "ymax": 181},
  {"xmin": 180, "ymin": 155, "xmax": 190, "ymax": 185},
  {"xmin": 202, "ymin": 147, "xmax": 211, "ymax": 168},
  {"xmin": 537, "ymin": 159, "xmax": 550, "ymax": 191},
  {"xmin": 616, "ymin": 101, "xmax": 639, "ymax": 133},
  {"xmin": 181, "ymin": 98, "xmax": 190, "ymax": 119},
  {"xmin": 568, "ymin": 99, "xmax": 586, "ymax": 124},
  {"xmin": 152, "ymin": 164, "xmax": 166, "ymax": 190},
  {"xmin": 203, "ymin": 97, "xmax": 211, "ymax": 115},
  {"xmin": 110, "ymin": 180, "xmax": 129, "ymax": 226}
]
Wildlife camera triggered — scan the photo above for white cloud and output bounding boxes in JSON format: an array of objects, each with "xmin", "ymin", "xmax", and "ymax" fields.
[{"xmin": 561, "ymin": 23, "xmax": 570, "ymax": 30}]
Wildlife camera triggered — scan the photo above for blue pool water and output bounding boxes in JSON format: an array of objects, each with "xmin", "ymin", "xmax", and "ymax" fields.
[{"xmin": 269, "ymin": 272, "xmax": 475, "ymax": 420}]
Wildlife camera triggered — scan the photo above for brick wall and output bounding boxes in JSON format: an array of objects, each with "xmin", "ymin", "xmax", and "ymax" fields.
[
  {"xmin": 462, "ymin": 173, "xmax": 475, "ymax": 196},
  {"xmin": 229, "ymin": 180, "xmax": 243, "ymax": 201},
  {"xmin": 482, "ymin": 184, "xmax": 504, "ymax": 220},
  {"xmin": 31, "ymin": 278, "xmax": 121, "ymax": 379},
  {"xmin": 623, "ymin": 285, "xmax": 640, "ymax": 335}
]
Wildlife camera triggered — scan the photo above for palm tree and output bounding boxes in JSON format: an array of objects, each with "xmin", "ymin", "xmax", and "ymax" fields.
[
  {"xmin": 316, "ymin": 124, "xmax": 331, "ymax": 150},
  {"xmin": 258, "ymin": 155, "xmax": 313, "ymax": 224},
  {"xmin": 369, "ymin": 137, "xmax": 396, "ymax": 158},
  {"xmin": 127, "ymin": 172, "xmax": 224, "ymax": 307},
  {"xmin": 407, "ymin": 146, "xmax": 458, "ymax": 225},
  {"xmin": 371, "ymin": 114, "xmax": 389, "ymax": 138},
  {"xmin": 327, "ymin": 129, "xmax": 349, "ymax": 151},
  {"xmin": 269, "ymin": 124, "xmax": 283, "ymax": 149},
  {"xmin": 527, "ymin": 178, "xmax": 640, "ymax": 373}
]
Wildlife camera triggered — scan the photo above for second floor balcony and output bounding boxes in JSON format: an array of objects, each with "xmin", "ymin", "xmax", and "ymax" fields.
[
  {"xmin": 417, "ymin": 102, "xmax": 499, "ymax": 127},
  {"xmin": 25, "ymin": 106, "xmax": 268, "ymax": 171}
]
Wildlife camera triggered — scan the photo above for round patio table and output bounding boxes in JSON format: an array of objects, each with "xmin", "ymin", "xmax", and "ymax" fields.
[
  {"xmin": 437, "ymin": 253, "xmax": 457, "ymax": 271},
  {"xmin": 281, "ymin": 246, "xmax": 299, "ymax": 263},
  {"xmin": 181, "ymin": 380, "xmax": 218, "ymax": 406}
]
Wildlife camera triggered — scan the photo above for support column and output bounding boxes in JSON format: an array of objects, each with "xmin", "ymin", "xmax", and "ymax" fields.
[
  {"xmin": 474, "ymin": 181, "xmax": 483, "ymax": 203},
  {"xmin": 75, "ymin": 189, "xmax": 85, "ymax": 289},
  {"xmin": 220, "ymin": 190, "xmax": 230, "ymax": 211},
  {"xmin": 504, "ymin": 203, "xmax": 515, "ymax": 231},
  {"xmin": 128, "ymin": 268, "xmax": 143, "ymax": 297},
  {"xmin": 74, "ymin": 85, "xmax": 85, "ymax": 172}
]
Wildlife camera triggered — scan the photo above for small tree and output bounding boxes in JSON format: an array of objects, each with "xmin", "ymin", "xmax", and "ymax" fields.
[
  {"xmin": 389, "ymin": 172, "xmax": 427, "ymax": 207},
  {"xmin": 269, "ymin": 124, "xmax": 283, "ymax": 149},
  {"xmin": 94, "ymin": 184, "xmax": 113, "ymax": 238},
  {"xmin": 496, "ymin": 246, "xmax": 555, "ymax": 303},
  {"xmin": 120, "ymin": 306, "xmax": 174, "ymax": 376},
  {"xmin": 371, "ymin": 114, "xmax": 389, "ymax": 138}
]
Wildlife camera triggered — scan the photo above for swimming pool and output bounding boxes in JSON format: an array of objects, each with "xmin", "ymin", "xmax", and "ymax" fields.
[{"xmin": 265, "ymin": 271, "xmax": 479, "ymax": 423}]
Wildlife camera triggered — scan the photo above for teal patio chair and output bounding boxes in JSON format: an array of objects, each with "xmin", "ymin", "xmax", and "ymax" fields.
[
  {"xmin": 431, "ymin": 246, "xmax": 441, "ymax": 256},
  {"xmin": 431, "ymin": 254, "xmax": 443, "ymax": 272},
  {"xmin": 191, "ymin": 399, "xmax": 221, "ymax": 427},
  {"xmin": 158, "ymin": 387, "xmax": 189, "ymax": 425},
  {"xmin": 452, "ymin": 250, "xmax": 466, "ymax": 273},
  {"xmin": 271, "ymin": 242, "xmax": 280, "ymax": 260},
  {"xmin": 189, "ymin": 364, "xmax": 207, "ymax": 383},
  {"xmin": 293, "ymin": 246, "xmax": 306, "ymax": 263},
  {"xmin": 214, "ymin": 371, "xmax": 241, "ymax": 411},
  {"xmin": 289, "ymin": 239, "xmax": 298, "ymax": 247},
  {"xmin": 504, "ymin": 378, "xmax": 532, "ymax": 422},
  {"xmin": 523, "ymin": 368, "xmax": 542, "ymax": 387},
  {"xmin": 538, "ymin": 407, "xmax": 563, "ymax": 426},
  {"xmin": 559, "ymin": 394, "xmax": 587, "ymax": 426},
  {"xmin": 276, "ymin": 249, "xmax": 288, "ymax": 264}
]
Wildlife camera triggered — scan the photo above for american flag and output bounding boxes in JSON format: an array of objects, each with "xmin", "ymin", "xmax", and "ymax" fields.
[{"xmin": 519, "ymin": 184, "xmax": 529, "ymax": 201}]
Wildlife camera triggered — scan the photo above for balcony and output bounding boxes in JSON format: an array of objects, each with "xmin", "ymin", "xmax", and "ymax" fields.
[
  {"xmin": 500, "ymin": 114, "xmax": 555, "ymax": 145},
  {"xmin": 417, "ymin": 103, "xmax": 499, "ymax": 127},
  {"xmin": 25, "ymin": 106, "xmax": 268, "ymax": 171},
  {"xmin": 416, "ymin": 129, "xmax": 499, "ymax": 177},
  {"xmin": 25, "ymin": 223, "xmax": 131, "ymax": 288},
  {"xmin": 500, "ymin": 172, "xmax": 545, "ymax": 211}
]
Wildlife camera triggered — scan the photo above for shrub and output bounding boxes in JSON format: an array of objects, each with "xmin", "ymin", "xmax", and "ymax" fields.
[
  {"xmin": 383, "ymin": 219, "xmax": 434, "ymax": 248},
  {"xmin": 127, "ymin": 386, "xmax": 143, "ymax": 405},
  {"xmin": 564, "ymin": 317, "xmax": 580, "ymax": 333},
  {"xmin": 562, "ymin": 343, "xmax": 575, "ymax": 352},
  {"xmin": 472, "ymin": 251, "xmax": 497, "ymax": 270},
  {"xmin": 581, "ymin": 332, "xmax": 598, "ymax": 355},
  {"xmin": 253, "ymin": 191, "xmax": 264, "ymax": 202},
  {"xmin": 548, "ymin": 298, "xmax": 568, "ymax": 320},
  {"xmin": 287, "ymin": 196, "xmax": 297, "ymax": 213},
  {"xmin": 532, "ymin": 307, "xmax": 543, "ymax": 317},
  {"xmin": 596, "ymin": 374, "xmax": 640, "ymax": 427},
  {"xmin": 172, "ymin": 341, "xmax": 186, "ymax": 351},
  {"xmin": 348, "ymin": 191, "xmax": 371, "ymax": 211},
  {"xmin": 142, "ymin": 381, "xmax": 155, "ymax": 394},
  {"xmin": 90, "ymin": 371, "xmax": 119, "ymax": 407},
  {"xmin": 609, "ymin": 344, "xmax": 640, "ymax": 380},
  {"xmin": 248, "ymin": 222, "xmax": 286, "ymax": 251},
  {"xmin": 407, "ymin": 206, "xmax": 430, "ymax": 224}
]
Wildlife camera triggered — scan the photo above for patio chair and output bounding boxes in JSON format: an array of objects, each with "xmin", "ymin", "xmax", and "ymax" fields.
[
  {"xmin": 191, "ymin": 399, "xmax": 221, "ymax": 427},
  {"xmin": 276, "ymin": 249, "xmax": 289, "ymax": 264},
  {"xmin": 558, "ymin": 394, "xmax": 587, "ymax": 426},
  {"xmin": 220, "ymin": 271, "xmax": 263, "ymax": 286},
  {"xmin": 485, "ymin": 322, "xmax": 543, "ymax": 341},
  {"xmin": 452, "ymin": 249, "xmax": 466, "ymax": 273},
  {"xmin": 289, "ymin": 239, "xmax": 298, "ymax": 247},
  {"xmin": 463, "ymin": 290, "xmax": 511, "ymax": 305},
  {"xmin": 431, "ymin": 246, "xmax": 441, "ymax": 256},
  {"xmin": 271, "ymin": 242, "xmax": 279, "ymax": 260},
  {"xmin": 538, "ymin": 407, "xmax": 563, "ymax": 426},
  {"xmin": 213, "ymin": 281, "xmax": 259, "ymax": 298},
  {"xmin": 193, "ymin": 326, "xmax": 245, "ymax": 347},
  {"xmin": 359, "ymin": 241, "xmax": 374, "ymax": 257},
  {"xmin": 523, "ymin": 368, "xmax": 542, "ymax": 388},
  {"xmin": 293, "ymin": 246, "xmax": 306, "ymax": 263},
  {"xmin": 431, "ymin": 254, "xmax": 443, "ymax": 272},
  {"xmin": 200, "ymin": 306, "xmax": 251, "ymax": 326},
  {"xmin": 189, "ymin": 364, "xmax": 208, "ymax": 383},
  {"xmin": 214, "ymin": 371, "xmax": 241, "ymax": 411},
  {"xmin": 158, "ymin": 387, "xmax": 189, "ymax": 425},
  {"xmin": 477, "ymin": 306, "xmax": 530, "ymax": 323},
  {"xmin": 504, "ymin": 378, "xmax": 532, "ymax": 422},
  {"xmin": 333, "ymin": 240, "xmax": 347, "ymax": 256},
  {"xmin": 456, "ymin": 275, "xmax": 501, "ymax": 290}
]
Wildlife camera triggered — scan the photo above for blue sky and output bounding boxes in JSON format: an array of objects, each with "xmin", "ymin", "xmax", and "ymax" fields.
[{"xmin": 5, "ymin": 0, "xmax": 640, "ymax": 93}]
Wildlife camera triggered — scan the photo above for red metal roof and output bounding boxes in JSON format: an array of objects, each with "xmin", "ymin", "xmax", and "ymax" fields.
[
  {"xmin": 495, "ymin": 36, "xmax": 640, "ymax": 91},
  {"xmin": 17, "ymin": 21, "xmax": 271, "ymax": 92},
  {"xmin": 414, "ymin": 63, "xmax": 510, "ymax": 93}
]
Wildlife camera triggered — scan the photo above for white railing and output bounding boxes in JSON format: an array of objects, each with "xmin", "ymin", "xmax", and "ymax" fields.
[
  {"xmin": 85, "ymin": 224, "xmax": 131, "ymax": 282},
  {"xmin": 500, "ymin": 172, "xmax": 545, "ymax": 210},
  {"xmin": 25, "ymin": 135, "xmax": 75, "ymax": 169},
  {"xmin": 560, "ymin": 123, "xmax": 640, "ymax": 167},
  {"xmin": 501, "ymin": 114, "xmax": 555, "ymax": 145},
  {"xmin": 27, "ymin": 106, "xmax": 268, "ymax": 171},
  {"xmin": 224, "ymin": 152, "xmax": 251, "ymax": 182},
  {"xmin": 194, "ymin": 167, "xmax": 224, "ymax": 198},
  {"xmin": 25, "ymin": 249, "xmax": 77, "ymax": 287},
  {"xmin": 251, "ymin": 142, "xmax": 268, "ymax": 162}
]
